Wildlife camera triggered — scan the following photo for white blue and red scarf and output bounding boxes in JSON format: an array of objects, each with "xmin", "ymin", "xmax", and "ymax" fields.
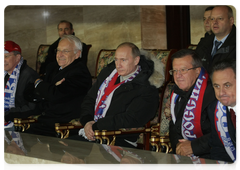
[
  {"xmin": 94, "ymin": 66, "xmax": 141, "ymax": 121},
  {"xmin": 4, "ymin": 57, "xmax": 23, "ymax": 111},
  {"xmin": 79, "ymin": 66, "xmax": 141, "ymax": 139},
  {"xmin": 214, "ymin": 101, "xmax": 236, "ymax": 162},
  {"xmin": 170, "ymin": 67, "xmax": 208, "ymax": 141},
  {"xmin": 4, "ymin": 57, "xmax": 26, "ymax": 155}
]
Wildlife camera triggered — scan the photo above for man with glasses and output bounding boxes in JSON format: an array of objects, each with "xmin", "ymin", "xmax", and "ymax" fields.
[
  {"xmin": 0, "ymin": 41, "xmax": 38, "ymax": 129},
  {"xmin": 196, "ymin": 6, "xmax": 236, "ymax": 74},
  {"xmin": 169, "ymin": 49, "xmax": 216, "ymax": 159},
  {"xmin": 22, "ymin": 35, "xmax": 92, "ymax": 137},
  {"xmin": 39, "ymin": 20, "xmax": 89, "ymax": 78}
]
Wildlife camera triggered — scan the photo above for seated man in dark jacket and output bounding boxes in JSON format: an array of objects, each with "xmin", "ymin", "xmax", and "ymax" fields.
[
  {"xmin": 4, "ymin": 41, "xmax": 39, "ymax": 124},
  {"xmin": 169, "ymin": 49, "xmax": 216, "ymax": 159},
  {"xmin": 208, "ymin": 59, "xmax": 236, "ymax": 163},
  {"xmin": 77, "ymin": 42, "xmax": 164, "ymax": 148},
  {"xmin": 22, "ymin": 35, "xmax": 92, "ymax": 137}
]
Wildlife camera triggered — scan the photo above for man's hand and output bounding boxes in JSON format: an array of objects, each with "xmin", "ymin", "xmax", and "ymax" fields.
[
  {"xmin": 176, "ymin": 139, "xmax": 193, "ymax": 157},
  {"xmin": 0, "ymin": 112, "xmax": 6, "ymax": 124},
  {"xmin": 55, "ymin": 78, "xmax": 65, "ymax": 86},
  {"xmin": 84, "ymin": 121, "xmax": 95, "ymax": 141}
]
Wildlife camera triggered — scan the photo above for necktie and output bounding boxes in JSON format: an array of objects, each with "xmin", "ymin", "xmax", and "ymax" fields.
[
  {"xmin": 212, "ymin": 40, "xmax": 222, "ymax": 57},
  {"xmin": 230, "ymin": 108, "xmax": 236, "ymax": 129}
]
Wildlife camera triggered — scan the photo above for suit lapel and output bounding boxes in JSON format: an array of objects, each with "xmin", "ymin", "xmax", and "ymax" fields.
[{"xmin": 226, "ymin": 108, "xmax": 236, "ymax": 146}]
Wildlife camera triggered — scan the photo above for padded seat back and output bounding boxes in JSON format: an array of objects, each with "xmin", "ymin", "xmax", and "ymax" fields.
[
  {"xmin": 144, "ymin": 49, "xmax": 177, "ymax": 83},
  {"xmin": 145, "ymin": 49, "xmax": 170, "ymax": 67},
  {"xmin": 36, "ymin": 44, "xmax": 50, "ymax": 74},
  {"xmin": 95, "ymin": 49, "xmax": 116, "ymax": 77},
  {"xmin": 158, "ymin": 82, "xmax": 175, "ymax": 136}
]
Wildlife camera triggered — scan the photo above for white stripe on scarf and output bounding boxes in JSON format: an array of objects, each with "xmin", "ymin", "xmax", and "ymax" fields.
[
  {"xmin": 4, "ymin": 57, "xmax": 24, "ymax": 110},
  {"xmin": 215, "ymin": 101, "xmax": 236, "ymax": 162}
]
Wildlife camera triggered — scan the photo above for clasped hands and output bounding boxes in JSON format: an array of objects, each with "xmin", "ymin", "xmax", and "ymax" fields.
[
  {"xmin": 55, "ymin": 78, "xmax": 65, "ymax": 86},
  {"xmin": 84, "ymin": 121, "xmax": 95, "ymax": 141},
  {"xmin": 176, "ymin": 139, "xmax": 193, "ymax": 157}
]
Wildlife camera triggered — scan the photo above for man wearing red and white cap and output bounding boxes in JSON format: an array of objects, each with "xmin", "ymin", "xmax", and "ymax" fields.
[{"xmin": 4, "ymin": 41, "xmax": 39, "ymax": 122}]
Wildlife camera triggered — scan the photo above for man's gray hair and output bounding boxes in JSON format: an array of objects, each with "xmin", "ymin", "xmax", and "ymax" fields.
[
  {"xmin": 60, "ymin": 35, "xmax": 83, "ymax": 58},
  {"xmin": 12, "ymin": 51, "xmax": 21, "ymax": 56}
]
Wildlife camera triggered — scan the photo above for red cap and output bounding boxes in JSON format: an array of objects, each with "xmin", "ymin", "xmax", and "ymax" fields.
[{"xmin": 4, "ymin": 41, "xmax": 21, "ymax": 53}]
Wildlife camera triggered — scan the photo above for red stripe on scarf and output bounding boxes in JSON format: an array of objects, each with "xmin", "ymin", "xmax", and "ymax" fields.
[
  {"xmin": 191, "ymin": 73, "xmax": 208, "ymax": 138},
  {"xmin": 95, "ymin": 72, "xmax": 124, "ymax": 115}
]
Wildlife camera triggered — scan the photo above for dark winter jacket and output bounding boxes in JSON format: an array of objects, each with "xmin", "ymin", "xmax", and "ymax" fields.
[
  {"xmin": 5, "ymin": 60, "xmax": 39, "ymax": 121},
  {"xmin": 80, "ymin": 52, "xmax": 165, "ymax": 147},
  {"xmin": 169, "ymin": 75, "xmax": 216, "ymax": 158},
  {"xmin": 208, "ymin": 100, "xmax": 236, "ymax": 163},
  {"xmin": 195, "ymin": 25, "xmax": 236, "ymax": 73}
]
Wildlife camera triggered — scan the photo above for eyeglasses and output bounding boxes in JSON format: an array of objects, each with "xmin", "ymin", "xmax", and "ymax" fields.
[
  {"xmin": 0, "ymin": 54, "xmax": 12, "ymax": 60},
  {"xmin": 169, "ymin": 67, "xmax": 199, "ymax": 75},
  {"xmin": 55, "ymin": 49, "xmax": 72, "ymax": 55}
]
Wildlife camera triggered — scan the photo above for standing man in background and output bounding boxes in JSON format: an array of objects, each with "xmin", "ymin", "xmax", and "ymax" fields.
[
  {"xmin": 203, "ymin": 6, "xmax": 214, "ymax": 37},
  {"xmin": 196, "ymin": 5, "xmax": 236, "ymax": 73}
]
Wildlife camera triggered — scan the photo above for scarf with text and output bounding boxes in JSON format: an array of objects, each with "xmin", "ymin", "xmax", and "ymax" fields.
[
  {"xmin": 4, "ymin": 57, "xmax": 24, "ymax": 111},
  {"xmin": 214, "ymin": 101, "xmax": 236, "ymax": 162},
  {"xmin": 170, "ymin": 67, "xmax": 208, "ymax": 141},
  {"xmin": 94, "ymin": 66, "xmax": 141, "ymax": 121}
]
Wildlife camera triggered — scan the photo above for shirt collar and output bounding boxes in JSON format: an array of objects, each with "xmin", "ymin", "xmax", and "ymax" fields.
[
  {"xmin": 228, "ymin": 105, "xmax": 236, "ymax": 114},
  {"xmin": 120, "ymin": 66, "xmax": 139, "ymax": 82},
  {"xmin": 214, "ymin": 34, "xmax": 229, "ymax": 47}
]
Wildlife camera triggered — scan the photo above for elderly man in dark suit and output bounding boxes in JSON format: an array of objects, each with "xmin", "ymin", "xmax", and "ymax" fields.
[{"xmin": 23, "ymin": 35, "xmax": 92, "ymax": 137}]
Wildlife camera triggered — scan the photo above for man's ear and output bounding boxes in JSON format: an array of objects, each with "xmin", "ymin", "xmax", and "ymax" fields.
[
  {"xmin": 15, "ymin": 54, "xmax": 21, "ymax": 62},
  {"xmin": 75, "ymin": 50, "xmax": 81, "ymax": 59},
  {"xmin": 230, "ymin": 17, "xmax": 234, "ymax": 26},
  {"xmin": 134, "ymin": 56, "xmax": 140, "ymax": 66},
  {"xmin": 196, "ymin": 67, "xmax": 201, "ymax": 75}
]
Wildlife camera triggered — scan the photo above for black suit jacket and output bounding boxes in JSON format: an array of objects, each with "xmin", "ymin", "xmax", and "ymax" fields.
[
  {"xmin": 195, "ymin": 25, "xmax": 236, "ymax": 73},
  {"xmin": 35, "ymin": 58, "xmax": 92, "ymax": 127},
  {"xmin": 208, "ymin": 100, "xmax": 236, "ymax": 162},
  {"xmin": 169, "ymin": 77, "xmax": 216, "ymax": 158}
]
